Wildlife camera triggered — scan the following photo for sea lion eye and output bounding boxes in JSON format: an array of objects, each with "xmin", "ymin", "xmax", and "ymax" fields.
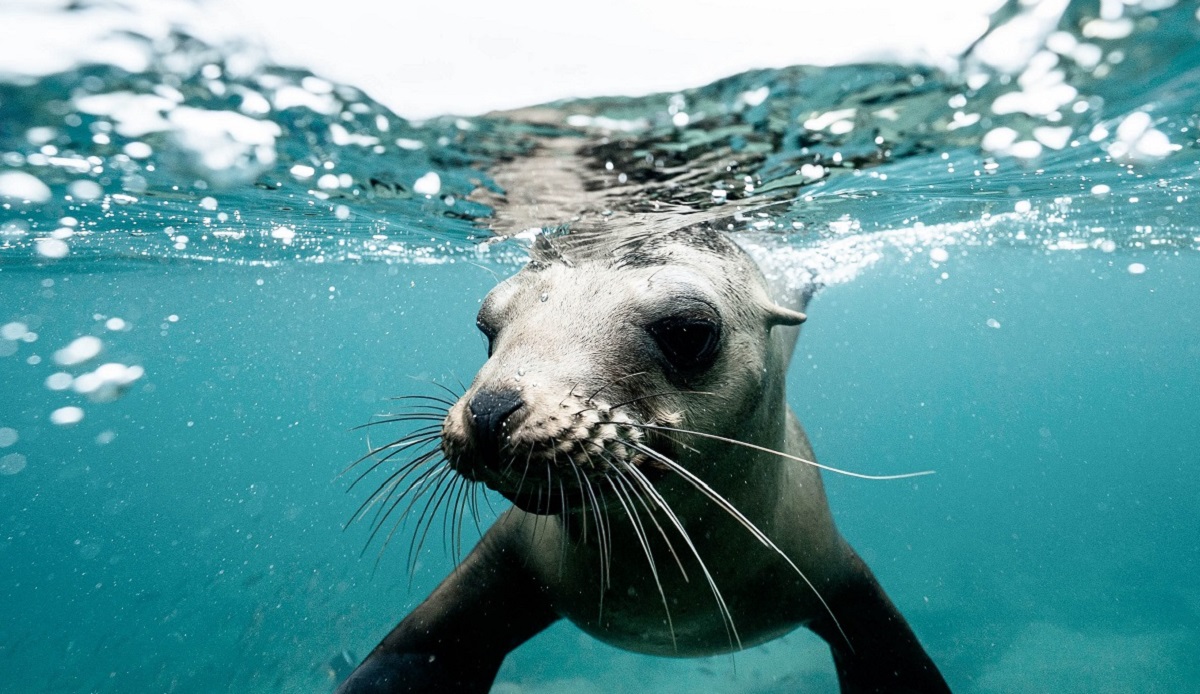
[{"xmin": 648, "ymin": 317, "xmax": 721, "ymax": 372}]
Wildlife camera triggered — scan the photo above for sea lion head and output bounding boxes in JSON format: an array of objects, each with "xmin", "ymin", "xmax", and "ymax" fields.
[{"xmin": 441, "ymin": 227, "xmax": 805, "ymax": 514}]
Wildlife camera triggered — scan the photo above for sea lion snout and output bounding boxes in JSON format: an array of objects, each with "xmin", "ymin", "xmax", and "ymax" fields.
[{"xmin": 467, "ymin": 387, "xmax": 525, "ymax": 450}]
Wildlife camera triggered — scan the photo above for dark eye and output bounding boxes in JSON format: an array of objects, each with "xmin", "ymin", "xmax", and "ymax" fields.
[
  {"xmin": 648, "ymin": 317, "xmax": 721, "ymax": 373},
  {"xmin": 476, "ymin": 316, "xmax": 497, "ymax": 356}
]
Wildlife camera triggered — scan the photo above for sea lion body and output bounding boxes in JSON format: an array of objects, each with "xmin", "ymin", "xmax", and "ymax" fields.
[{"xmin": 338, "ymin": 229, "xmax": 949, "ymax": 693}]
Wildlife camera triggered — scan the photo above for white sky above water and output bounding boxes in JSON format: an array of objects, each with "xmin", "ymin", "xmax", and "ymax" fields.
[{"xmin": 221, "ymin": 0, "xmax": 1005, "ymax": 118}]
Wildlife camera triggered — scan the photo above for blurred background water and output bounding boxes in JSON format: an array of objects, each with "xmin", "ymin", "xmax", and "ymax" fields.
[{"xmin": 1, "ymin": 0, "xmax": 1198, "ymax": 692}]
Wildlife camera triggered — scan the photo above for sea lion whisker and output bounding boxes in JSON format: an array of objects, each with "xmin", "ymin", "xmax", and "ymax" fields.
[
  {"xmin": 457, "ymin": 485, "xmax": 486, "ymax": 563},
  {"xmin": 361, "ymin": 448, "xmax": 445, "ymax": 519},
  {"xmin": 343, "ymin": 441, "xmax": 440, "ymax": 497},
  {"xmin": 630, "ymin": 423, "xmax": 937, "ymax": 481},
  {"xmin": 347, "ymin": 449, "xmax": 440, "ymax": 527},
  {"xmin": 513, "ymin": 442, "xmax": 536, "ymax": 500},
  {"xmin": 349, "ymin": 449, "xmax": 444, "ymax": 527},
  {"xmin": 575, "ymin": 475, "xmax": 607, "ymax": 621},
  {"xmin": 342, "ymin": 426, "xmax": 440, "ymax": 473},
  {"xmin": 358, "ymin": 407, "xmax": 450, "ymax": 422},
  {"xmin": 615, "ymin": 460, "xmax": 738, "ymax": 650},
  {"xmin": 369, "ymin": 401, "xmax": 451, "ymax": 417},
  {"xmin": 350, "ymin": 418, "xmax": 442, "ymax": 458},
  {"xmin": 362, "ymin": 460, "xmax": 445, "ymax": 542},
  {"xmin": 607, "ymin": 470, "xmax": 678, "ymax": 650},
  {"xmin": 403, "ymin": 469, "xmax": 462, "ymax": 577},
  {"xmin": 557, "ymin": 476, "xmax": 571, "ymax": 576},
  {"xmin": 567, "ymin": 459, "xmax": 590, "ymax": 545},
  {"xmin": 368, "ymin": 467, "xmax": 448, "ymax": 579},
  {"xmin": 451, "ymin": 476, "xmax": 474, "ymax": 567},
  {"xmin": 467, "ymin": 483, "xmax": 485, "ymax": 538},
  {"xmin": 352, "ymin": 413, "xmax": 447, "ymax": 430},
  {"xmin": 560, "ymin": 382, "xmax": 581, "ymax": 408},
  {"xmin": 442, "ymin": 475, "xmax": 463, "ymax": 565},
  {"xmin": 578, "ymin": 475, "xmax": 607, "ymax": 611},
  {"xmin": 595, "ymin": 480, "xmax": 614, "ymax": 591},
  {"xmin": 373, "ymin": 401, "xmax": 452, "ymax": 414},
  {"xmin": 586, "ymin": 371, "xmax": 648, "ymax": 403},
  {"xmin": 363, "ymin": 463, "xmax": 448, "ymax": 555},
  {"xmin": 576, "ymin": 448, "xmax": 613, "ymax": 596},
  {"xmin": 344, "ymin": 434, "xmax": 440, "ymax": 488},
  {"xmin": 423, "ymin": 379, "xmax": 464, "ymax": 402},
  {"xmin": 402, "ymin": 471, "xmax": 457, "ymax": 578},
  {"xmin": 386, "ymin": 393, "xmax": 456, "ymax": 407},
  {"xmin": 600, "ymin": 451, "xmax": 689, "ymax": 583},
  {"xmin": 628, "ymin": 443, "xmax": 851, "ymax": 651},
  {"xmin": 544, "ymin": 455, "xmax": 554, "ymax": 508},
  {"xmin": 607, "ymin": 390, "xmax": 715, "ymax": 411}
]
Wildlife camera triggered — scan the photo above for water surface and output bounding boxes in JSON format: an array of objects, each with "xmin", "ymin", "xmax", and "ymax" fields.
[{"xmin": 1, "ymin": 1, "xmax": 1198, "ymax": 692}]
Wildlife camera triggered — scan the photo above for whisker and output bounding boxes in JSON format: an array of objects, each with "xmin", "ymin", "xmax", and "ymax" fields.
[
  {"xmin": 608, "ymin": 390, "xmax": 714, "ymax": 410},
  {"xmin": 344, "ymin": 432, "xmax": 441, "ymax": 486},
  {"xmin": 364, "ymin": 463, "xmax": 448, "ymax": 553},
  {"xmin": 587, "ymin": 371, "xmax": 648, "ymax": 403},
  {"xmin": 377, "ymin": 399, "xmax": 451, "ymax": 412},
  {"xmin": 560, "ymin": 382, "xmax": 581, "ymax": 408},
  {"xmin": 426, "ymin": 380, "xmax": 465, "ymax": 402},
  {"xmin": 628, "ymin": 443, "xmax": 850, "ymax": 650},
  {"xmin": 386, "ymin": 394, "xmax": 456, "ymax": 407},
  {"xmin": 603, "ymin": 453, "xmax": 688, "ymax": 583},
  {"xmin": 557, "ymin": 476, "xmax": 570, "ymax": 576},
  {"xmin": 349, "ymin": 423, "xmax": 440, "ymax": 459},
  {"xmin": 616, "ymin": 459, "xmax": 736, "ymax": 649},
  {"xmin": 398, "ymin": 471, "xmax": 454, "ymax": 578},
  {"xmin": 403, "ymin": 469, "xmax": 461, "ymax": 576},
  {"xmin": 630, "ymin": 423, "xmax": 936, "ymax": 480},
  {"xmin": 349, "ymin": 448, "xmax": 443, "ymax": 526},
  {"xmin": 607, "ymin": 469, "xmax": 677, "ymax": 650},
  {"xmin": 351, "ymin": 414, "xmax": 447, "ymax": 430},
  {"xmin": 576, "ymin": 449, "xmax": 613, "ymax": 606}
]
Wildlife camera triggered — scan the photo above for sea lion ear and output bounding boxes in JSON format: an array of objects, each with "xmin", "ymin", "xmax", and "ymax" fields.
[{"xmin": 765, "ymin": 304, "xmax": 807, "ymax": 327}]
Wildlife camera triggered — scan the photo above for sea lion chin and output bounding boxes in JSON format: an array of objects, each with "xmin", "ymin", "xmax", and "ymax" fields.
[{"xmin": 337, "ymin": 227, "xmax": 950, "ymax": 693}]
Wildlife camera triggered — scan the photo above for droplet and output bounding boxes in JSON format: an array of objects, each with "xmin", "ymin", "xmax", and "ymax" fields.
[
  {"xmin": 54, "ymin": 335, "xmax": 102, "ymax": 366},
  {"xmin": 36, "ymin": 238, "xmax": 70, "ymax": 259},
  {"xmin": 0, "ymin": 453, "xmax": 27, "ymax": 475},
  {"xmin": 413, "ymin": 172, "xmax": 441, "ymax": 196},
  {"xmin": 1, "ymin": 322, "xmax": 29, "ymax": 341},
  {"xmin": 50, "ymin": 406, "xmax": 84, "ymax": 425}
]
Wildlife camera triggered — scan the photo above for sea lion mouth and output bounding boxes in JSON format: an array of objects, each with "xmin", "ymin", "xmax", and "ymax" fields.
[{"xmin": 457, "ymin": 432, "xmax": 671, "ymax": 516}]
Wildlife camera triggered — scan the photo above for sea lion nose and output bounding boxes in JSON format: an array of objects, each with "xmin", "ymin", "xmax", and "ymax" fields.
[{"xmin": 468, "ymin": 388, "xmax": 524, "ymax": 452}]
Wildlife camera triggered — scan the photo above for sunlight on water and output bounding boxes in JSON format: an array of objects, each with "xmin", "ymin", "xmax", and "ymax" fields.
[{"xmin": 1, "ymin": 0, "xmax": 1198, "ymax": 692}]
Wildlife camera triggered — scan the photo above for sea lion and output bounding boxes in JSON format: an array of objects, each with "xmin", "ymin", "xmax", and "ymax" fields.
[{"xmin": 337, "ymin": 226, "xmax": 949, "ymax": 693}]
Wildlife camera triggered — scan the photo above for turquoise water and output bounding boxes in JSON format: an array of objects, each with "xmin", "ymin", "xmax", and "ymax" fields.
[{"xmin": 2, "ymin": 1, "xmax": 1199, "ymax": 692}]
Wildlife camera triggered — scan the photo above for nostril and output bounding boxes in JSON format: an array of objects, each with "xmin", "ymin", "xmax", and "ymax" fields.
[{"xmin": 468, "ymin": 388, "xmax": 524, "ymax": 446}]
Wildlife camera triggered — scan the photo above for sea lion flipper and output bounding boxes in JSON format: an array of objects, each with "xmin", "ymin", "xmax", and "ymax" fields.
[
  {"xmin": 809, "ymin": 552, "xmax": 951, "ymax": 694},
  {"xmin": 337, "ymin": 526, "xmax": 559, "ymax": 693}
]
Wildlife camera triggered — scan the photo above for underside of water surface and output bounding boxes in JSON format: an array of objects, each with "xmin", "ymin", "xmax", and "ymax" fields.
[{"xmin": 1, "ymin": 0, "xmax": 1199, "ymax": 692}]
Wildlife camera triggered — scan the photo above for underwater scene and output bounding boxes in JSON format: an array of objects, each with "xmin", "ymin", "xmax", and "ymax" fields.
[{"xmin": 1, "ymin": 0, "xmax": 1199, "ymax": 691}]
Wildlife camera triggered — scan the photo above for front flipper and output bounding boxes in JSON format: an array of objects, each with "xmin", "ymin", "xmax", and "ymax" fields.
[
  {"xmin": 337, "ymin": 524, "xmax": 559, "ymax": 694},
  {"xmin": 810, "ymin": 552, "xmax": 951, "ymax": 694}
]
